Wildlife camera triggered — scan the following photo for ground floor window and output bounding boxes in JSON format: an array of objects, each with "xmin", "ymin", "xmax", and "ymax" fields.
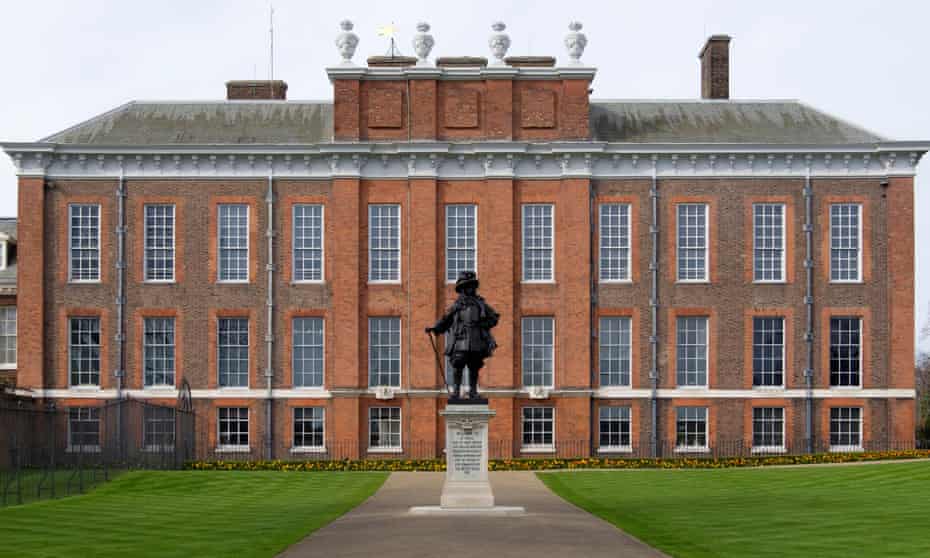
[
  {"xmin": 218, "ymin": 407, "xmax": 249, "ymax": 450},
  {"xmin": 830, "ymin": 407, "xmax": 862, "ymax": 451},
  {"xmin": 752, "ymin": 407, "xmax": 784, "ymax": 451},
  {"xmin": 143, "ymin": 406, "xmax": 175, "ymax": 451},
  {"xmin": 68, "ymin": 407, "xmax": 100, "ymax": 450},
  {"xmin": 522, "ymin": 407, "xmax": 554, "ymax": 451},
  {"xmin": 294, "ymin": 407, "xmax": 325, "ymax": 449},
  {"xmin": 369, "ymin": 407, "xmax": 401, "ymax": 451},
  {"xmin": 676, "ymin": 407, "xmax": 708, "ymax": 451},
  {"xmin": 599, "ymin": 406, "xmax": 631, "ymax": 450}
]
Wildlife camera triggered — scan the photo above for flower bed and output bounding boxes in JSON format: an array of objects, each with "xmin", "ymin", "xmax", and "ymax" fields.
[{"xmin": 185, "ymin": 449, "xmax": 930, "ymax": 472}]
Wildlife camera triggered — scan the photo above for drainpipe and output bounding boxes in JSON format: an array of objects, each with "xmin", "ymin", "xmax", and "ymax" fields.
[
  {"xmin": 115, "ymin": 163, "xmax": 127, "ymax": 452},
  {"xmin": 803, "ymin": 166, "xmax": 814, "ymax": 454},
  {"xmin": 649, "ymin": 160, "xmax": 660, "ymax": 457},
  {"xmin": 264, "ymin": 172, "xmax": 275, "ymax": 460},
  {"xmin": 589, "ymin": 180, "xmax": 597, "ymax": 457}
]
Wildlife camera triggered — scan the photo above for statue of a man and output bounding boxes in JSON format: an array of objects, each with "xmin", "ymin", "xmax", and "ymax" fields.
[{"xmin": 426, "ymin": 271, "xmax": 499, "ymax": 400}]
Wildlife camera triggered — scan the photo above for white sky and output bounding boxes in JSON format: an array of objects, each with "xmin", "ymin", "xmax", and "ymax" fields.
[{"xmin": 1, "ymin": 0, "xmax": 928, "ymax": 352}]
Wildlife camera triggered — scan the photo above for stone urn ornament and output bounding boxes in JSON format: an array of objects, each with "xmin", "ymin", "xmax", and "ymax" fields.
[
  {"xmin": 335, "ymin": 20, "xmax": 359, "ymax": 65},
  {"xmin": 564, "ymin": 21, "xmax": 587, "ymax": 65},
  {"xmin": 488, "ymin": 22, "xmax": 511, "ymax": 65},
  {"xmin": 412, "ymin": 22, "xmax": 435, "ymax": 66}
]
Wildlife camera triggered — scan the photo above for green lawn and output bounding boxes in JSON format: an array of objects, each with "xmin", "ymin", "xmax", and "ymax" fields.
[
  {"xmin": 0, "ymin": 470, "xmax": 387, "ymax": 558},
  {"xmin": 540, "ymin": 462, "xmax": 930, "ymax": 558}
]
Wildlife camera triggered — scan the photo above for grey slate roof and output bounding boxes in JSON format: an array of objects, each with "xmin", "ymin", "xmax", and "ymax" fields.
[{"xmin": 40, "ymin": 99, "xmax": 885, "ymax": 146}]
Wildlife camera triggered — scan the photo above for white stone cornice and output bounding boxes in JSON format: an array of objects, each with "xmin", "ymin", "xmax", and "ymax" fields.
[{"xmin": 3, "ymin": 142, "xmax": 927, "ymax": 180}]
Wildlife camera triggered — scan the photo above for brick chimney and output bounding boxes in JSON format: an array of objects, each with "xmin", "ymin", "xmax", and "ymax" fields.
[
  {"xmin": 226, "ymin": 80, "xmax": 288, "ymax": 100},
  {"xmin": 699, "ymin": 35, "xmax": 731, "ymax": 99}
]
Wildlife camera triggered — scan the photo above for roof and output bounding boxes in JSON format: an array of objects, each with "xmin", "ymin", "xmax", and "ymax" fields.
[{"xmin": 39, "ymin": 99, "xmax": 885, "ymax": 146}]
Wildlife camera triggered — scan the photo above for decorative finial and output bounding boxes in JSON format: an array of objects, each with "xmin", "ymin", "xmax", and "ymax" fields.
[
  {"xmin": 335, "ymin": 20, "xmax": 359, "ymax": 65},
  {"xmin": 412, "ymin": 22, "xmax": 435, "ymax": 66},
  {"xmin": 488, "ymin": 22, "xmax": 511, "ymax": 65},
  {"xmin": 564, "ymin": 21, "xmax": 587, "ymax": 65}
]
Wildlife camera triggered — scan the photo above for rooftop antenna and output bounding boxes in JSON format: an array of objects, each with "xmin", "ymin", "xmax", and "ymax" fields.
[
  {"xmin": 269, "ymin": 4, "xmax": 275, "ymax": 80},
  {"xmin": 377, "ymin": 22, "xmax": 402, "ymax": 57}
]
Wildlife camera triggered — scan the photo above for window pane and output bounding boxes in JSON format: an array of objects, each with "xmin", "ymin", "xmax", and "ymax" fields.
[
  {"xmin": 830, "ymin": 204, "xmax": 861, "ymax": 281},
  {"xmin": 143, "ymin": 406, "xmax": 176, "ymax": 449},
  {"xmin": 369, "ymin": 407, "xmax": 401, "ymax": 449},
  {"xmin": 70, "ymin": 317, "xmax": 100, "ymax": 386},
  {"xmin": 446, "ymin": 205, "xmax": 476, "ymax": 281},
  {"xmin": 599, "ymin": 406, "xmax": 631, "ymax": 448},
  {"xmin": 599, "ymin": 317, "xmax": 631, "ymax": 386},
  {"xmin": 522, "ymin": 407, "xmax": 554, "ymax": 447},
  {"xmin": 69, "ymin": 204, "xmax": 100, "ymax": 281},
  {"xmin": 69, "ymin": 407, "xmax": 100, "ymax": 448},
  {"xmin": 676, "ymin": 317, "xmax": 708, "ymax": 386},
  {"xmin": 144, "ymin": 204, "xmax": 175, "ymax": 281},
  {"xmin": 677, "ymin": 204, "xmax": 707, "ymax": 281},
  {"xmin": 218, "ymin": 204, "xmax": 249, "ymax": 281},
  {"xmin": 218, "ymin": 318, "xmax": 249, "ymax": 387},
  {"xmin": 218, "ymin": 407, "xmax": 249, "ymax": 447},
  {"xmin": 752, "ymin": 407, "xmax": 784, "ymax": 448},
  {"xmin": 293, "ymin": 317, "xmax": 324, "ymax": 387},
  {"xmin": 522, "ymin": 317, "xmax": 554, "ymax": 387},
  {"xmin": 752, "ymin": 317, "xmax": 784, "ymax": 387},
  {"xmin": 829, "ymin": 407, "xmax": 862, "ymax": 447},
  {"xmin": 753, "ymin": 203, "xmax": 784, "ymax": 281},
  {"xmin": 0, "ymin": 306, "xmax": 16, "ymax": 365},
  {"xmin": 369, "ymin": 318, "xmax": 401, "ymax": 387},
  {"xmin": 369, "ymin": 205, "xmax": 401, "ymax": 281},
  {"xmin": 599, "ymin": 204, "xmax": 631, "ymax": 281},
  {"xmin": 293, "ymin": 204, "xmax": 323, "ymax": 281},
  {"xmin": 522, "ymin": 204, "xmax": 554, "ymax": 281},
  {"xmin": 294, "ymin": 407, "xmax": 325, "ymax": 448},
  {"xmin": 144, "ymin": 317, "xmax": 175, "ymax": 387},
  {"xmin": 676, "ymin": 407, "xmax": 707, "ymax": 448},
  {"xmin": 830, "ymin": 317, "xmax": 861, "ymax": 387}
]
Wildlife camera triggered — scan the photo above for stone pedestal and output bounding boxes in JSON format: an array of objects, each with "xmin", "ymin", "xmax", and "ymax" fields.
[{"xmin": 409, "ymin": 403, "xmax": 524, "ymax": 516}]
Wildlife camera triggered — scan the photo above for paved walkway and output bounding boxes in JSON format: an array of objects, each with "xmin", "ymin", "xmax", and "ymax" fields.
[{"xmin": 280, "ymin": 471, "xmax": 667, "ymax": 558}]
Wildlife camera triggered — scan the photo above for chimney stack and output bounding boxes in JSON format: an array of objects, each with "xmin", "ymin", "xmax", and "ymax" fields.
[
  {"xmin": 699, "ymin": 35, "xmax": 731, "ymax": 100},
  {"xmin": 226, "ymin": 80, "xmax": 288, "ymax": 100}
]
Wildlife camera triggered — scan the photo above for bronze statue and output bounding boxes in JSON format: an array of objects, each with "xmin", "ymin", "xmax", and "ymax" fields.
[{"xmin": 426, "ymin": 271, "xmax": 499, "ymax": 401}]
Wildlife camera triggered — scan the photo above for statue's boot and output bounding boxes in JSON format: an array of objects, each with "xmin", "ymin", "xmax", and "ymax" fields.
[
  {"xmin": 452, "ymin": 384, "xmax": 462, "ymax": 400},
  {"xmin": 468, "ymin": 377, "xmax": 479, "ymax": 399}
]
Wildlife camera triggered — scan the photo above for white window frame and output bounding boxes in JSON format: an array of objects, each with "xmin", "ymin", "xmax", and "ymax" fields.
[
  {"xmin": 750, "ymin": 407, "xmax": 786, "ymax": 454},
  {"xmin": 521, "ymin": 406, "xmax": 555, "ymax": 453},
  {"xmin": 829, "ymin": 407, "xmax": 864, "ymax": 452},
  {"xmin": 143, "ymin": 204, "xmax": 176, "ymax": 283},
  {"xmin": 598, "ymin": 203, "xmax": 632, "ymax": 283},
  {"xmin": 292, "ymin": 407, "xmax": 326, "ymax": 453},
  {"xmin": 217, "ymin": 317, "xmax": 250, "ymax": 389},
  {"xmin": 292, "ymin": 204, "xmax": 325, "ymax": 284},
  {"xmin": 829, "ymin": 316, "xmax": 863, "ymax": 389},
  {"xmin": 143, "ymin": 316, "xmax": 176, "ymax": 388},
  {"xmin": 0, "ymin": 238, "xmax": 8, "ymax": 271},
  {"xmin": 445, "ymin": 204, "xmax": 478, "ymax": 283},
  {"xmin": 292, "ymin": 317, "xmax": 325, "ymax": 388},
  {"xmin": 752, "ymin": 316, "xmax": 785, "ymax": 389},
  {"xmin": 598, "ymin": 316, "xmax": 632, "ymax": 387},
  {"xmin": 368, "ymin": 407, "xmax": 402, "ymax": 453},
  {"xmin": 521, "ymin": 317, "xmax": 555, "ymax": 389},
  {"xmin": 829, "ymin": 203, "xmax": 863, "ymax": 283},
  {"xmin": 597, "ymin": 406, "xmax": 632, "ymax": 453},
  {"xmin": 68, "ymin": 316, "xmax": 101, "ymax": 388},
  {"xmin": 675, "ymin": 406, "xmax": 709, "ymax": 453},
  {"xmin": 217, "ymin": 204, "xmax": 250, "ymax": 284},
  {"xmin": 676, "ymin": 203, "xmax": 709, "ymax": 283},
  {"xmin": 66, "ymin": 407, "xmax": 101, "ymax": 453},
  {"xmin": 521, "ymin": 204, "xmax": 555, "ymax": 283},
  {"xmin": 368, "ymin": 204, "xmax": 402, "ymax": 284},
  {"xmin": 676, "ymin": 316, "xmax": 709, "ymax": 388},
  {"xmin": 216, "ymin": 407, "xmax": 250, "ymax": 452},
  {"xmin": 368, "ymin": 317, "xmax": 402, "ymax": 388},
  {"xmin": 68, "ymin": 203, "xmax": 102, "ymax": 283},
  {"xmin": 0, "ymin": 306, "xmax": 15, "ymax": 370},
  {"xmin": 752, "ymin": 203, "xmax": 786, "ymax": 283}
]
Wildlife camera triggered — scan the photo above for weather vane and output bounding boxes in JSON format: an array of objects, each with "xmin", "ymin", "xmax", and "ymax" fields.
[{"xmin": 377, "ymin": 22, "xmax": 403, "ymax": 57}]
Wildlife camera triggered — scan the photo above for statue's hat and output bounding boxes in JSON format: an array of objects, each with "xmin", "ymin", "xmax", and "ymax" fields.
[{"xmin": 454, "ymin": 270, "xmax": 479, "ymax": 292}]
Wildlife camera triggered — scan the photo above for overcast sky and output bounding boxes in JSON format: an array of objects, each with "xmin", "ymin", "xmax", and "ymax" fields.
[{"xmin": 1, "ymin": 0, "xmax": 928, "ymax": 351}]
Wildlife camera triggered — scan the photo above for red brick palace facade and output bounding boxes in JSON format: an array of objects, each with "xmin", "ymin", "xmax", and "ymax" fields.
[{"xmin": 2, "ymin": 28, "xmax": 927, "ymax": 459}]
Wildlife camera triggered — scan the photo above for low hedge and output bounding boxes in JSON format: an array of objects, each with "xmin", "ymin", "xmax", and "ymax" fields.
[{"xmin": 185, "ymin": 449, "xmax": 930, "ymax": 472}]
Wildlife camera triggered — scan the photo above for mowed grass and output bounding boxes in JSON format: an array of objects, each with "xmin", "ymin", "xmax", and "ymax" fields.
[
  {"xmin": 0, "ymin": 470, "xmax": 387, "ymax": 558},
  {"xmin": 540, "ymin": 462, "xmax": 930, "ymax": 558}
]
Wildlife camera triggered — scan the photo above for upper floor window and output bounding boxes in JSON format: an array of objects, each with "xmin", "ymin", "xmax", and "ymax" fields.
[
  {"xmin": 218, "ymin": 204, "xmax": 249, "ymax": 282},
  {"xmin": 599, "ymin": 316, "xmax": 631, "ymax": 387},
  {"xmin": 293, "ymin": 317, "xmax": 324, "ymax": 388},
  {"xmin": 753, "ymin": 203, "xmax": 785, "ymax": 282},
  {"xmin": 69, "ymin": 204, "xmax": 101, "ymax": 282},
  {"xmin": 677, "ymin": 203, "xmax": 708, "ymax": 282},
  {"xmin": 752, "ymin": 317, "xmax": 784, "ymax": 387},
  {"xmin": 369, "ymin": 317, "xmax": 401, "ymax": 387},
  {"xmin": 599, "ymin": 204, "xmax": 631, "ymax": 282},
  {"xmin": 69, "ymin": 317, "xmax": 100, "ymax": 387},
  {"xmin": 522, "ymin": 317, "xmax": 554, "ymax": 388},
  {"xmin": 830, "ymin": 317, "xmax": 861, "ymax": 387},
  {"xmin": 0, "ymin": 306, "xmax": 15, "ymax": 368},
  {"xmin": 830, "ymin": 204, "xmax": 861, "ymax": 282},
  {"xmin": 446, "ymin": 205, "xmax": 477, "ymax": 282},
  {"xmin": 218, "ymin": 317, "xmax": 249, "ymax": 388},
  {"xmin": 676, "ymin": 316, "xmax": 708, "ymax": 387},
  {"xmin": 522, "ymin": 204, "xmax": 554, "ymax": 282},
  {"xmin": 143, "ymin": 317, "xmax": 175, "ymax": 387},
  {"xmin": 144, "ymin": 204, "xmax": 175, "ymax": 282},
  {"xmin": 369, "ymin": 205, "xmax": 401, "ymax": 282},
  {"xmin": 293, "ymin": 204, "xmax": 323, "ymax": 282}
]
